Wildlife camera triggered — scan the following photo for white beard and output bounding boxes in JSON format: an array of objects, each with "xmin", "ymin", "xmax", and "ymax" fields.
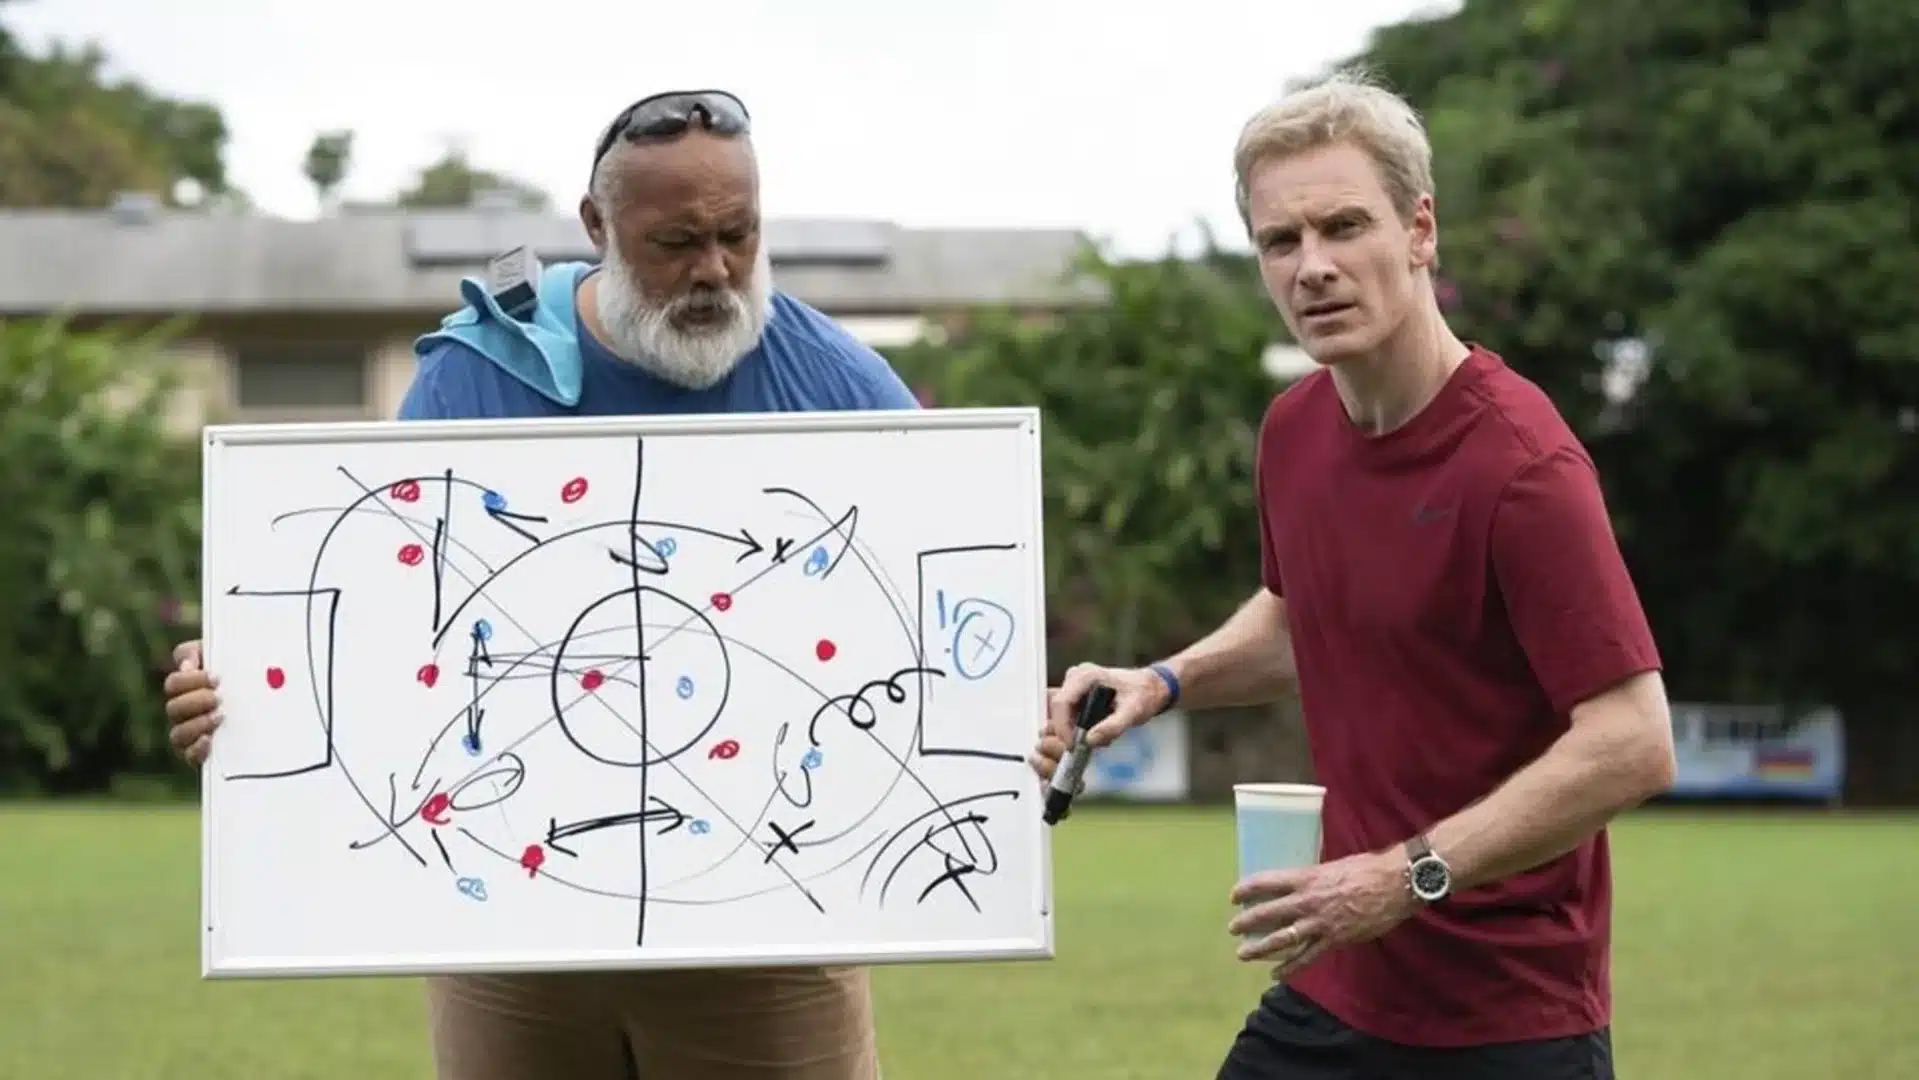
[{"xmin": 593, "ymin": 243, "xmax": 773, "ymax": 390}]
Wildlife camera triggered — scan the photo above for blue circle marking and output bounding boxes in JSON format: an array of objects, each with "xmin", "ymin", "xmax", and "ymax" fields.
[
  {"xmin": 481, "ymin": 490, "xmax": 506, "ymax": 512},
  {"xmin": 804, "ymin": 546, "xmax": 829, "ymax": 576},
  {"xmin": 473, "ymin": 619, "xmax": 493, "ymax": 642},
  {"xmin": 675, "ymin": 675, "xmax": 695, "ymax": 699},
  {"xmin": 948, "ymin": 599, "xmax": 1015, "ymax": 681},
  {"xmin": 656, "ymin": 537, "xmax": 677, "ymax": 558}
]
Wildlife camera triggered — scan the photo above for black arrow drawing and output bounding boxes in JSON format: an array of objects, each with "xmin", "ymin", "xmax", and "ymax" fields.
[
  {"xmin": 485, "ymin": 504, "xmax": 549, "ymax": 546},
  {"xmin": 637, "ymin": 519, "xmax": 762, "ymax": 559},
  {"xmin": 730, "ymin": 527, "xmax": 764, "ymax": 561},
  {"xmin": 545, "ymin": 796, "xmax": 687, "ymax": 856},
  {"xmin": 604, "ymin": 522, "xmax": 764, "ymax": 569}
]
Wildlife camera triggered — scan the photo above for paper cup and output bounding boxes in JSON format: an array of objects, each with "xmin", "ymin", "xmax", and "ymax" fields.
[{"xmin": 1233, "ymin": 783, "xmax": 1326, "ymax": 955}]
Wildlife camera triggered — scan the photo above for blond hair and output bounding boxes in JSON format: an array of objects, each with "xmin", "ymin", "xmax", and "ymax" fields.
[{"xmin": 1233, "ymin": 67, "xmax": 1434, "ymax": 229}]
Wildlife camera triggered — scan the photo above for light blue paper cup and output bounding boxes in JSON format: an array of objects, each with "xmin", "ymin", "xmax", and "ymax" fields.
[{"xmin": 1234, "ymin": 782, "xmax": 1326, "ymax": 957}]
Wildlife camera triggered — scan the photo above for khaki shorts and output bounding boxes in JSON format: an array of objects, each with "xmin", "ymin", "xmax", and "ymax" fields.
[{"xmin": 425, "ymin": 964, "xmax": 880, "ymax": 1080}]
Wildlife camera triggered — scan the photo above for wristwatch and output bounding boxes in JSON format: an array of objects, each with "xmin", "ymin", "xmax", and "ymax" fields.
[{"xmin": 1404, "ymin": 834, "xmax": 1453, "ymax": 903}]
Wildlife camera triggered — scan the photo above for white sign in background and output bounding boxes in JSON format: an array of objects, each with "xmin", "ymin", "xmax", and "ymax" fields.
[{"xmin": 1081, "ymin": 710, "xmax": 1189, "ymax": 801}]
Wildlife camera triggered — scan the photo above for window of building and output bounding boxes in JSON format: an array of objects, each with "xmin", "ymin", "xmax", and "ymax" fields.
[{"xmin": 232, "ymin": 344, "xmax": 369, "ymax": 410}]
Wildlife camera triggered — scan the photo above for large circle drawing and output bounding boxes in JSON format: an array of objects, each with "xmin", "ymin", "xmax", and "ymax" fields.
[{"xmin": 548, "ymin": 585, "xmax": 732, "ymax": 768}]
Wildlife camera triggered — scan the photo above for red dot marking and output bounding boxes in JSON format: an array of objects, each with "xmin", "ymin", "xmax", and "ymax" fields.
[
  {"xmin": 560, "ymin": 477, "xmax": 589, "ymax": 504},
  {"xmin": 710, "ymin": 592, "xmax": 733, "ymax": 612},
  {"xmin": 422, "ymin": 793, "xmax": 451, "ymax": 825},
  {"xmin": 265, "ymin": 666, "xmax": 286, "ymax": 689},
  {"xmin": 580, "ymin": 669, "xmax": 605, "ymax": 692},
  {"xmin": 397, "ymin": 543, "xmax": 425, "ymax": 566},
  {"xmin": 708, "ymin": 739, "xmax": 740, "ymax": 760},
  {"xmin": 388, "ymin": 480, "xmax": 421, "ymax": 503},
  {"xmin": 815, "ymin": 639, "xmax": 837, "ymax": 662},
  {"xmin": 417, "ymin": 663, "xmax": 440, "ymax": 688},
  {"xmin": 519, "ymin": 844, "xmax": 546, "ymax": 878}
]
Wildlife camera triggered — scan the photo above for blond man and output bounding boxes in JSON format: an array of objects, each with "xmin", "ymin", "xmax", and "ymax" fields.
[{"xmin": 1033, "ymin": 69, "xmax": 1674, "ymax": 1079}]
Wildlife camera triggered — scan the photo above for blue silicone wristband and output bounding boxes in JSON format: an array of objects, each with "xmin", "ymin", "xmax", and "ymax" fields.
[{"xmin": 1148, "ymin": 662, "xmax": 1181, "ymax": 712}]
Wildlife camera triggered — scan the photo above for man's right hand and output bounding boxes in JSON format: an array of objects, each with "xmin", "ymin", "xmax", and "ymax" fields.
[
  {"xmin": 1027, "ymin": 662, "xmax": 1172, "ymax": 785},
  {"xmin": 163, "ymin": 639, "xmax": 222, "ymax": 768}
]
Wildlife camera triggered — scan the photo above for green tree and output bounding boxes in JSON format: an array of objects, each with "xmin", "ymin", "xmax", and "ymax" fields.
[
  {"xmin": 397, "ymin": 147, "xmax": 549, "ymax": 211},
  {"xmin": 889, "ymin": 242, "xmax": 1287, "ymax": 674},
  {"xmin": 0, "ymin": 11, "xmax": 230, "ymax": 207},
  {"xmin": 1351, "ymin": 0, "xmax": 1919, "ymax": 801},
  {"xmin": 0, "ymin": 1, "xmax": 24, "ymax": 94},
  {"xmin": 303, "ymin": 129, "xmax": 353, "ymax": 211},
  {"xmin": 0, "ymin": 95, "xmax": 170, "ymax": 207},
  {"xmin": 0, "ymin": 317, "xmax": 202, "ymax": 793}
]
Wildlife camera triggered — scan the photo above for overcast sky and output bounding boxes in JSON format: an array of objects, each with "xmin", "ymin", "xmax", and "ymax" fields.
[{"xmin": 9, "ymin": 0, "xmax": 1453, "ymax": 256}]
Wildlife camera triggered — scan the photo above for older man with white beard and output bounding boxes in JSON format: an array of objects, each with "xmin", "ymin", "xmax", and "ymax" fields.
[
  {"xmin": 393, "ymin": 87, "xmax": 919, "ymax": 423},
  {"xmin": 158, "ymin": 90, "xmax": 915, "ymax": 1080}
]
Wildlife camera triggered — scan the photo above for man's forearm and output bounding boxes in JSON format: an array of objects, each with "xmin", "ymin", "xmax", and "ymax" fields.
[
  {"xmin": 1423, "ymin": 671, "xmax": 1676, "ymax": 891},
  {"xmin": 1161, "ymin": 588, "xmax": 1296, "ymax": 712}
]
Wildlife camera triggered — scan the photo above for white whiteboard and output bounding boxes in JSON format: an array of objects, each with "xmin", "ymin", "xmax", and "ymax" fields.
[{"xmin": 197, "ymin": 407, "xmax": 1052, "ymax": 978}]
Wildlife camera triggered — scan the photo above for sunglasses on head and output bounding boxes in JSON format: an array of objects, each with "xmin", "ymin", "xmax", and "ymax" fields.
[{"xmin": 591, "ymin": 89, "xmax": 751, "ymax": 172}]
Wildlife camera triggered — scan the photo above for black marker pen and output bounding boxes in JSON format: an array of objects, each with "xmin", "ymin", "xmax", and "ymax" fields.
[{"xmin": 1042, "ymin": 684, "xmax": 1116, "ymax": 825}]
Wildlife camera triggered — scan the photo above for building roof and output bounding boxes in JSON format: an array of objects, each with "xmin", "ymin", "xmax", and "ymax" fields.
[{"xmin": 0, "ymin": 204, "xmax": 1101, "ymax": 318}]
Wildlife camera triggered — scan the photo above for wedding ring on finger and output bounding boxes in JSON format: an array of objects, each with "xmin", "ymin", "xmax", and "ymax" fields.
[{"xmin": 1269, "ymin": 923, "xmax": 1307, "ymax": 956}]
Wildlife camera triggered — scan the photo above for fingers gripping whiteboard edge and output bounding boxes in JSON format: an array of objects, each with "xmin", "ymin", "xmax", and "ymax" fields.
[{"xmin": 196, "ymin": 406, "xmax": 1056, "ymax": 978}]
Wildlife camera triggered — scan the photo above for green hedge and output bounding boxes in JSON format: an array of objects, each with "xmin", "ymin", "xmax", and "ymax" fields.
[{"xmin": 0, "ymin": 316, "xmax": 201, "ymax": 794}]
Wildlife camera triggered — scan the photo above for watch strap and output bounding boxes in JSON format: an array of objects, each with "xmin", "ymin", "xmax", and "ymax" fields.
[{"xmin": 1404, "ymin": 834, "xmax": 1434, "ymax": 863}]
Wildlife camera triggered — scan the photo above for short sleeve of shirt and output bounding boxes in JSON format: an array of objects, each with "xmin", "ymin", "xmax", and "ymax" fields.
[
  {"xmin": 1490, "ymin": 444, "xmax": 1662, "ymax": 714},
  {"xmin": 396, "ymin": 340, "xmax": 557, "ymax": 422},
  {"xmin": 840, "ymin": 353, "xmax": 921, "ymax": 411},
  {"xmin": 395, "ymin": 359, "xmax": 454, "ymax": 421},
  {"xmin": 396, "ymin": 341, "xmax": 487, "ymax": 421}
]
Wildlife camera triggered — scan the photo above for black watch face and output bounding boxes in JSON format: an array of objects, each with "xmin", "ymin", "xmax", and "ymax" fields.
[{"xmin": 1412, "ymin": 858, "xmax": 1449, "ymax": 897}]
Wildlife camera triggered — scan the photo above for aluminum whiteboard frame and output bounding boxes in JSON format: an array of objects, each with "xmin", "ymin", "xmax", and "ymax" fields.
[{"xmin": 198, "ymin": 405, "xmax": 1054, "ymax": 978}]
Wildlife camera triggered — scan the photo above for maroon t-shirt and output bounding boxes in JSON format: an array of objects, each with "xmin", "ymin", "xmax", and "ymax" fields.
[{"xmin": 1256, "ymin": 344, "xmax": 1661, "ymax": 1047}]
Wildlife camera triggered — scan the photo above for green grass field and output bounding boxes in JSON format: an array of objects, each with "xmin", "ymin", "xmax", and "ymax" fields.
[{"xmin": 1, "ymin": 803, "xmax": 1912, "ymax": 1079}]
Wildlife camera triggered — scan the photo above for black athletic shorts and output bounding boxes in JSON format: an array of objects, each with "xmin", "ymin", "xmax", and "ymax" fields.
[{"xmin": 1215, "ymin": 983, "xmax": 1615, "ymax": 1080}]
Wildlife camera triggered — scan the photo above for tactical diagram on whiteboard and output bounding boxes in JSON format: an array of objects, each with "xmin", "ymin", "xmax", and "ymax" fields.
[{"xmin": 212, "ymin": 434, "xmax": 1035, "ymax": 950}]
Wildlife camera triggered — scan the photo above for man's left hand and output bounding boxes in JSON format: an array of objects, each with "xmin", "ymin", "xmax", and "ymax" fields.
[{"xmin": 1227, "ymin": 849, "xmax": 1419, "ymax": 980}]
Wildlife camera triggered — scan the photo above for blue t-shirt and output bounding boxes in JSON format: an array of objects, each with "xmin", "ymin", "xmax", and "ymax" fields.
[{"xmin": 397, "ymin": 283, "xmax": 921, "ymax": 421}]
